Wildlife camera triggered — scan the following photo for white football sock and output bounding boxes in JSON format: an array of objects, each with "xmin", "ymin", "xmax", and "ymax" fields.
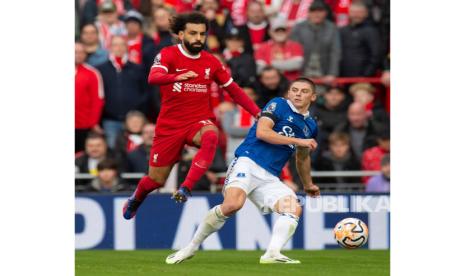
[
  {"xmin": 265, "ymin": 213, "xmax": 299, "ymax": 257},
  {"xmin": 188, "ymin": 205, "xmax": 229, "ymax": 250}
]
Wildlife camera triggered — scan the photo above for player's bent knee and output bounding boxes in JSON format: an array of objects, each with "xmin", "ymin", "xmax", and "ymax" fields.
[
  {"xmin": 201, "ymin": 130, "xmax": 218, "ymax": 147},
  {"xmin": 147, "ymin": 174, "xmax": 166, "ymax": 186},
  {"xmin": 275, "ymin": 196, "xmax": 302, "ymax": 217},
  {"xmin": 221, "ymin": 186, "xmax": 247, "ymax": 216},
  {"xmin": 148, "ymin": 167, "xmax": 171, "ymax": 185},
  {"xmin": 220, "ymin": 202, "xmax": 243, "ymax": 216}
]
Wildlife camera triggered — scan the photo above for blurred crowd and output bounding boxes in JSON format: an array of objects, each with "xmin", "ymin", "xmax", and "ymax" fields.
[{"xmin": 75, "ymin": 0, "xmax": 390, "ymax": 193}]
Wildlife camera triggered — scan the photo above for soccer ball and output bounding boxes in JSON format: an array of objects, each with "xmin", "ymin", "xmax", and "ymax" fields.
[{"xmin": 333, "ymin": 218, "xmax": 369, "ymax": 249}]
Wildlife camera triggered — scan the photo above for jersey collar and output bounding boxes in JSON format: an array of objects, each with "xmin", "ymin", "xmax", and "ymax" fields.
[
  {"xmin": 287, "ymin": 99, "xmax": 310, "ymax": 118},
  {"xmin": 177, "ymin": 44, "xmax": 201, "ymax": 59}
]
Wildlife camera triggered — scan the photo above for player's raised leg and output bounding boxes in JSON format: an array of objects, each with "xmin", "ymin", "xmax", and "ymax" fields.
[
  {"xmin": 166, "ymin": 187, "xmax": 247, "ymax": 264},
  {"xmin": 123, "ymin": 165, "xmax": 172, "ymax": 219},
  {"xmin": 172, "ymin": 123, "xmax": 219, "ymax": 203},
  {"xmin": 260, "ymin": 195, "xmax": 302, "ymax": 264}
]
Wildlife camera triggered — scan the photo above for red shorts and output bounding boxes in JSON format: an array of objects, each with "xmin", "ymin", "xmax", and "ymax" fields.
[{"xmin": 149, "ymin": 119, "xmax": 216, "ymax": 167}]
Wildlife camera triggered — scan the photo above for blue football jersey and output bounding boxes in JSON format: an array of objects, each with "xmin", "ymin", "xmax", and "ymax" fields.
[{"xmin": 235, "ymin": 97, "xmax": 318, "ymax": 176}]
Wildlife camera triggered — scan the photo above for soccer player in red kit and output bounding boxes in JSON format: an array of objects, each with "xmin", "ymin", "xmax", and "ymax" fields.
[{"xmin": 123, "ymin": 12, "xmax": 261, "ymax": 219}]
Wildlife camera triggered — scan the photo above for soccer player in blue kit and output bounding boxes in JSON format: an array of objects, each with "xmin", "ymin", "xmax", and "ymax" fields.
[{"xmin": 166, "ymin": 77, "xmax": 321, "ymax": 264}]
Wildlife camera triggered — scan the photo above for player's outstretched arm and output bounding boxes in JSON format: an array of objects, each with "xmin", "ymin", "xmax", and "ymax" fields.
[
  {"xmin": 256, "ymin": 117, "xmax": 318, "ymax": 149},
  {"xmin": 223, "ymin": 82, "xmax": 261, "ymax": 117},
  {"xmin": 296, "ymin": 146, "xmax": 320, "ymax": 197},
  {"xmin": 147, "ymin": 67, "xmax": 198, "ymax": 85}
]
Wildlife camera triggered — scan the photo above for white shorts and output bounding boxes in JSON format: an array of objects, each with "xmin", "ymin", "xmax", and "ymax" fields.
[{"xmin": 223, "ymin": 157, "xmax": 297, "ymax": 214}]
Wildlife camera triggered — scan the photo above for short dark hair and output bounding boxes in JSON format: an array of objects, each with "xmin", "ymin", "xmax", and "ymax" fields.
[
  {"xmin": 288, "ymin": 77, "xmax": 316, "ymax": 93},
  {"xmin": 329, "ymin": 132, "xmax": 350, "ymax": 145},
  {"xmin": 97, "ymin": 159, "xmax": 118, "ymax": 171},
  {"xmin": 86, "ymin": 132, "xmax": 106, "ymax": 142},
  {"xmin": 80, "ymin": 23, "xmax": 98, "ymax": 34},
  {"xmin": 171, "ymin": 12, "xmax": 209, "ymax": 34},
  {"xmin": 260, "ymin": 65, "xmax": 280, "ymax": 75}
]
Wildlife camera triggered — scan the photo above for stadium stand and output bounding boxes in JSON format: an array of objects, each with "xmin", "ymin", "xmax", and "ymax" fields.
[{"xmin": 75, "ymin": 0, "xmax": 390, "ymax": 193}]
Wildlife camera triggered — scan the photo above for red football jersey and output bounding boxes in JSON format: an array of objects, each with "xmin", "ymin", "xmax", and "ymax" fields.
[
  {"xmin": 75, "ymin": 64, "xmax": 104, "ymax": 129},
  {"xmin": 151, "ymin": 44, "xmax": 233, "ymax": 134}
]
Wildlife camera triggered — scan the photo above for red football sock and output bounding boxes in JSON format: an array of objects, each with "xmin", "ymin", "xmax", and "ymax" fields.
[
  {"xmin": 133, "ymin": 176, "xmax": 163, "ymax": 201},
  {"xmin": 181, "ymin": 130, "xmax": 218, "ymax": 191}
]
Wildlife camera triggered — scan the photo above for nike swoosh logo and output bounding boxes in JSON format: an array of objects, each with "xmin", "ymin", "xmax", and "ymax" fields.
[
  {"xmin": 194, "ymin": 162, "xmax": 207, "ymax": 169},
  {"xmin": 176, "ymin": 69, "xmax": 187, "ymax": 72}
]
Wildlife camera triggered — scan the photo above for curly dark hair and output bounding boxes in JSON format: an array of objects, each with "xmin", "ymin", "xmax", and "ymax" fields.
[{"xmin": 170, "ymin": 12, "xmax": 209, "ymax": 35}]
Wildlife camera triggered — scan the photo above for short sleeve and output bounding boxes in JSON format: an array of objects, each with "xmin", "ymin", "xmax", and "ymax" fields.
[
  {"xmin": 212, "ymin": 56, "xmax": 233, "ymax": 87},
  {"xmin": 151, "ymin": 47, "xmax": 172, "ymax": 72},
  {"xmin": 260, "ymin": 98, "xmax": 285, "ymax": 124}
]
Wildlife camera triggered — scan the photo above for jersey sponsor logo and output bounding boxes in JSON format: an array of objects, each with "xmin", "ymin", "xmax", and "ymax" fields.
[
  {"xmin": 205, "ymin": 68, "xmax": 210, "ymax": 79},
  {"xmin": 278, "ymin": 126, "xmax": 296, "ymax": 149},
  {"xmin": 236, "ymin": 172, "xmax": 246, "ymax": 178},
  {"xmin": 173, "ymin": 82, "xmax": 182, "ymax": 92},
  {"xmin": 266, "ymin": 102, "xmax": 277, "ymax": 113},
  {"xmin": 184, "ymin": 83, "xmax": 207, "ymax": 93},
  {"xmin": 176, "ymin": 68, "xmax": 187, "ymax": 72},
  {"xmin": 172, "ymin": 82, "xmax": 208, "ymax": 93}
]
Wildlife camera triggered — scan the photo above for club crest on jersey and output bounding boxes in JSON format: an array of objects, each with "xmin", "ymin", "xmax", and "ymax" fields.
[
  {"xmin": 205, "ymin": 68, "xmax": 210, "ymax": 79},
  {"xmin": 303, "ymin": 126, "xmax": 310, "ymax": 137},
  {"xmin": 266, "ymin": 102, "xmax": 277, "ymax": 113}
]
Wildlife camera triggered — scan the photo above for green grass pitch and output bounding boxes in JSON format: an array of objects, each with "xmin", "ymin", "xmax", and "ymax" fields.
[{"xmin": 76, "ymin": 249, "xmax": 389, "ymax": 276}]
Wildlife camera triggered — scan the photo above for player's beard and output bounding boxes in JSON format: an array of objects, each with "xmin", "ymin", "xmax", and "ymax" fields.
[{"xmin": 184, "ymin": 39, "xmax": 204, "ymax": 55}]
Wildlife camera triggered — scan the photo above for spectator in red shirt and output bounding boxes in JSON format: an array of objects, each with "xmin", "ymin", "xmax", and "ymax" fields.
[
  {"xmin": 124, "ymin": 10, "xmax": 157, "ymax": 75},
  {"xmin": 277, "ymin": 0, "xmax": 313, "ymax": 29},
  {"xmin": 75, "ymin": 42, "xmax": 105, "ymax": 153},
  {"xmin": 235, "ymin": 0, "xmax": 270, "ymax": 54},
  {"xmin": 254, "ymin": 18, "xmax": 304, "ymax": 81},
  {"xmin": 361, "ymin": 128, "xmax": 389, "ymax": 184}
]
